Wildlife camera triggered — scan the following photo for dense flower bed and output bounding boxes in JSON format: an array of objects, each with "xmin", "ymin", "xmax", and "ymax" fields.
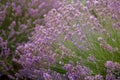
[{"xmin": 0, "ymin": 0, "xmax": 120, "ymax": 80}]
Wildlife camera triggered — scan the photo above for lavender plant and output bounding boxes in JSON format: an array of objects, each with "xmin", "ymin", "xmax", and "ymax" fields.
[
  {"xmin": 0, "ymin": 0, "xmax": 61, "ymax": 79},
  {"xmin": 0, "ymin": 0, "xmax": 120, "ymax": 80}
]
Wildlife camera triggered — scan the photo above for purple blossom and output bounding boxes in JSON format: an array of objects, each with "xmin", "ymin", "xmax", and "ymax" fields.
[
  {"xmin": 43, "ymin": 73, "xmax": 53, "ymax": 80},
  {"xmin": 106, "ymin": 74, "xmax": 115, "ymax": 80},
  {"xmin": 105, "ymin": 61, "xmax": 115, "ymax": 69}
]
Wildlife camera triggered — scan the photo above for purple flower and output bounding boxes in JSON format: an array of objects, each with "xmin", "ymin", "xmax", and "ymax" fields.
[
  {"xmin": 106, "ymin": 74, "xmax": 115, "ymax": 80},
  {"xmin": 105, "ymin": 61, "xmax": 115, "ymax": 69},
  {"xmin": 0, "ymin": 37, "xmax": 3, "ymax": 43},
  {"xmin": 43, "ymin": 73, "xmax": 53, "ymax": 80},
  {"xmin": 15, "ymin": 6, "xmax": 22, "ymax": 15}
]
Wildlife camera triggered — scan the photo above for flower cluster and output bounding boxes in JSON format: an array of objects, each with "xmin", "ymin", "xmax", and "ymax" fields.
[
  {"xmin": 86, "ymin": 0, "xmax": 120, "ymax": 30},
  {"xmin": 0, "ymin": 0, "xmax": 62, "ymax": 79},
  {"xmin": 105, "ymin": 61, "xmax": 120, "ymax": 80},
  {"xmin": 15, "ymin": 0, "xmax": 120, "ymax": 79},
  {"xmin": 0, "ymin": 37, "xmax": 10, "ymax": 75},
  {"xmin": 64, "ymin": 63, "xmax": 91, "ymax": 80},
  {"xmin": 0, "ymin": 0, "xmax": 120, "ymax": 80}
]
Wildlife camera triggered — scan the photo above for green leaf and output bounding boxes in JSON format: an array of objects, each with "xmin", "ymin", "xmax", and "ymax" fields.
[{"xmin": 50, "ymin": 66, "xmax": 67, "ymax": 74}]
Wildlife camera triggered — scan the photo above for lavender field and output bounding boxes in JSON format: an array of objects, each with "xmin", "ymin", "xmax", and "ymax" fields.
[{"xmin": 0, "ymin": 0, "xmax": 120, "ymax": 80}]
